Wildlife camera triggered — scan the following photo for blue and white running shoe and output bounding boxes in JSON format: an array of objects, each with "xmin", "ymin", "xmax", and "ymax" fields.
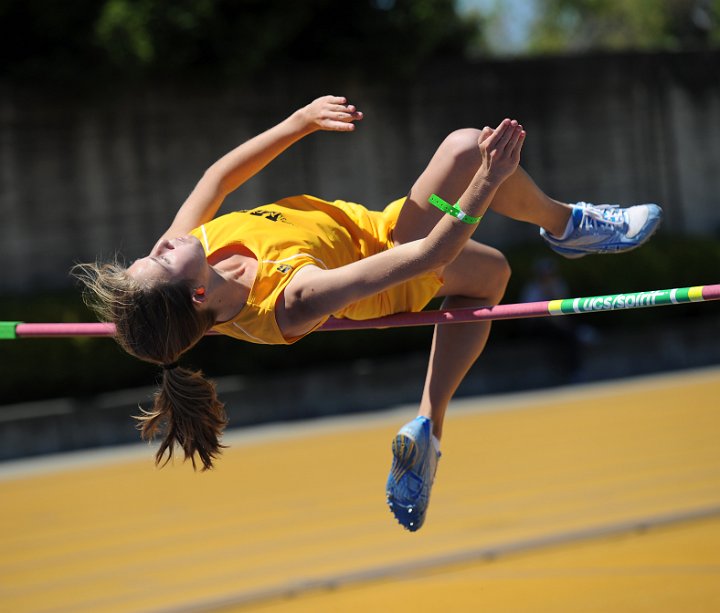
[
  {"xmin": 386, "ymin": 416, "xmax": 440, "ymax": 532},
  {"xmin": 540, "ymin": 202, "xmax": 663, "ymax": 259}
]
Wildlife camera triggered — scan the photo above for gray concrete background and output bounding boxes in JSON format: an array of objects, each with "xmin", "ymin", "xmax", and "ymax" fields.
[{"xmin": 2, "ymin": 51, "xmax": 719, "ymax": 293}]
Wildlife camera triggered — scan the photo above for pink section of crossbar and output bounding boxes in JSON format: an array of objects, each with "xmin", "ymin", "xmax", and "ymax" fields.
[
  {"xmin": 702, "ymin": 284, "xmax": 720, "ymax": 300},
  {"xmin": 12, "ymin": 284, "xmax": 720, "ymax": 338},
  {"xmin": 12, "ymin": 301, "xmax": 553, "ymax": 337},
  {"xmin": 319, "ymin": 300, "xmax": 550, "ymax": 331},
  {"xmin": 15, "ymin": 322, "xmax": 118, "ymax": 337}
]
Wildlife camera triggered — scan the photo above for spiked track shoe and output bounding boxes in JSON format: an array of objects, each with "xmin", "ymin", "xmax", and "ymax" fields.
[{"xmin": 385, "ymin": 416, "xmax": 440, "ymax": 532}]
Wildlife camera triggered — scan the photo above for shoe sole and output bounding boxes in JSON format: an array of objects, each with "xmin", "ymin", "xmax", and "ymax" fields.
[
  {"xmin": 388, "ymin": 432, "xmax": 426, "ymax": 532},
  {"xmin": 390, "ymin": 432, "xmax": 417, "ymax": 482}
]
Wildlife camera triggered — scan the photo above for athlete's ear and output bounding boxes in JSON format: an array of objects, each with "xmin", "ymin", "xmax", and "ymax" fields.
[{"xmin": 191, "ymin": 286, "xmax": 207, "ymax": 306}]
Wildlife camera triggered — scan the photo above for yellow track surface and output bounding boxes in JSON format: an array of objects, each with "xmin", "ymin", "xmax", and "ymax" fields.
[{"xmin": 1, "ymin": 367, "xmax": 719, "ymax": 612}]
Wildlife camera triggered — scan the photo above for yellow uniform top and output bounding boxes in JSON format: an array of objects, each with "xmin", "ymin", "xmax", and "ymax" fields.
[{"xmin": 189, "ymin": 195, "xmax": 443, "ymax": 345}]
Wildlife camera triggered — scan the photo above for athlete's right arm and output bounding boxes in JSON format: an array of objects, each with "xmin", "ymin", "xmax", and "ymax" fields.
[{"xmin": 158, "ymin": 96, "xmax": 363, "ymax": 242}]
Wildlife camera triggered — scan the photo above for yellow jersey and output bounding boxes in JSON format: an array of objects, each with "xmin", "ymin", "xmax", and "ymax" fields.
[{"xmin": 189, "ymin": 195, "xmax": 442, "ymax": 345}]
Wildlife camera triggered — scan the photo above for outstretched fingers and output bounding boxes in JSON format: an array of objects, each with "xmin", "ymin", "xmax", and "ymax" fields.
[
  {"xmin": 483, "ymin": 119, "xmax": 522, "ymax": 155},
  {"xmin": 493, "ymin": 119, "xmax": 517, "ymax": 153},
  {"xmin": 509, "ymin": 124, "xmax": 526, "ymax": 162},
  {"xmin": 498, "ymin": 122, "xmax": 525, "ymax": 159},
  {"xmin": 478, "ymin": 118, "xmax": 526, "ymax": 182}
]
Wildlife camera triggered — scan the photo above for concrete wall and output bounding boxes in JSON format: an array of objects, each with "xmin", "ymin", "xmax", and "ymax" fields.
[{"xmin": 2, "ymin": 51, "xmax": 719, "ymax": 293}]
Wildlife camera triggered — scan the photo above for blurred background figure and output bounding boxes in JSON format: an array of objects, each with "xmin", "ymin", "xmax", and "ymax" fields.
[{"xmin": 520, "ymin": 258, "xmax": 597, "ymax": 383}]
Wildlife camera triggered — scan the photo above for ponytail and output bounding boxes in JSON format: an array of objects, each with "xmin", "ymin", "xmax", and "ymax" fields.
[{"xmin": 136, "ymin": 366, "xmax": 228, "ymax": 471}]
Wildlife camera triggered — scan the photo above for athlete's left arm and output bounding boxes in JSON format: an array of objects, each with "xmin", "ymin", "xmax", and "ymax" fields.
[
  {"xmin": 278, "ymin": 119, "xmax": 524, "ymax": 339},
  {"xmin": 158, "ymin": 96, "xmax": 363, "ymax": 242}
]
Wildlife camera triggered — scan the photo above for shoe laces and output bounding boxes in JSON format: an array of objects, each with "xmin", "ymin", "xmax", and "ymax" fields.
[{"xmin": 576, "ymin": 202, "xmax": 626, "ymax": 233}]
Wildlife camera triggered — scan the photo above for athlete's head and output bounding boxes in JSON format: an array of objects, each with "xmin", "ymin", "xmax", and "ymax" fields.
[
  {"xmin": 127, "ymin": 235, "xmax": 209, "ymax": 288},
  {"xmin": 73, "ymin": 244, "xmax": 227, "ymax": 471}
]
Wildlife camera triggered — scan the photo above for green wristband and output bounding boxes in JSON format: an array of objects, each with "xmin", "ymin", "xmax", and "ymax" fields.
[{"xmin": 428, "ymin": 194, "xmax": 482, "ymax": 224}]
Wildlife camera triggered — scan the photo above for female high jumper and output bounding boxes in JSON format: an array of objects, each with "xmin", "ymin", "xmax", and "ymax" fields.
[{"xmin": 76, "ymin": 95, "xmax": 662, "ymax": 531}]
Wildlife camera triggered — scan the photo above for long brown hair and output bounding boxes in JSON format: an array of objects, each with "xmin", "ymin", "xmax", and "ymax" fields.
[{"xmin": 73, "ymin": 259, "xmax": 227, "ymax": 470}]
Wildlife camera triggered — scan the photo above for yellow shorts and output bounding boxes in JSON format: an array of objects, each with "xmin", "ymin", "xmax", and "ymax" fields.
[{"xmin": 333, "ymin": 198, "xmax": 444, "ymax": 321}]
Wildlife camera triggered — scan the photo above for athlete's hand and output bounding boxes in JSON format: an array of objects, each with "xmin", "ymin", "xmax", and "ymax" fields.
[
  {"xmin": 476, "ymin": 119, "xmax": 525, "ymax": 184},
  {"xmin": 299, "ymin": 95, "xmax": 364, "ymax": 133}
]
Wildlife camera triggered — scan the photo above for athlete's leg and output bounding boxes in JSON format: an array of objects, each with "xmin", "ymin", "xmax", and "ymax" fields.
[
  {"xmin": 384, "ymin": 238, "xmax": 510, "ymax": 531},
  {"xmin": 392, "ymin": 128, "xmax": 553, "ymax": 440},
  {"xmin": 418, "ymin": 241, "xmax": 510, "ymax": 439},
  {"xmin": 386, "ymin": 127, "xmax": 565, "ymax": 531},
  {"xmin": 393, "ymin": 127, "xmax": 662, "ymax": 260},
  {"xmin": 386, "ymin": 126, "xmax": 661, "ymax": 531},
  {"xmin": 393, "ymin": 128, "xmax": 571, "ymax": 244},
  {"xmin": 392, "ymin": 128, "xmax": 563, "ymax": 440}
]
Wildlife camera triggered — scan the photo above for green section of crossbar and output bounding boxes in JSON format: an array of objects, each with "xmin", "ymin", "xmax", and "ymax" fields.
[
  {"xmin": 548, "ymin": 286, "xmax": 706, "ymax": 316},
  {"xmin": 0, "ymin": 321, "xmax": 20, "ymax": 340}
]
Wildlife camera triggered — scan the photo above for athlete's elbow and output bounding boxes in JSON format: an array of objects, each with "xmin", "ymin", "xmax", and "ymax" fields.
[
  {"xmin": 284, "ymin": 285, "xmax": 332, "ymax": 324},
  {"xmin": 191, "ymin": 168, "xmax": 226, "ymax": 203},
  {"xmin": 200, "ymin": 165, "xmax": 236, "ymax": 200},
  {"xmin": 433, "ymin": 250, "xmax": 458, "ymax": 270}
]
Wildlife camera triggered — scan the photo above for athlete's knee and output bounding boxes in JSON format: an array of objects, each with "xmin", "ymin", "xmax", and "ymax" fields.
[
  {"xmin": 497, "ymin": 253, "xmax": 512, "ymax": 300},
  {"xmin": 497, "ymin": 252, "xmax": 512, "ymax": 285},
  {"xmin": 486, "ymin": 250, "xmax": 511, "ymax": 303},
  {"xmin": 464, "ymin": 247, "xmax": 511, "ymax": 303},
  {"xmin": 440, "ymin": 128, "xmax": 482, "ymax": 168}
]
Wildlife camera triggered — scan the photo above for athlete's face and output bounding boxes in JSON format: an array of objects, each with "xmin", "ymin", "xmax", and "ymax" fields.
[{"xmin": 127, "ymin": 235, "xmax": 208, "ymax": 286}]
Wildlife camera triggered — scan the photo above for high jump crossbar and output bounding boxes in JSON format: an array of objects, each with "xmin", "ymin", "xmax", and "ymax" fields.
[{"xmin": 1, "ymin": 284, "xmax": 719, "ymax": 340}]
